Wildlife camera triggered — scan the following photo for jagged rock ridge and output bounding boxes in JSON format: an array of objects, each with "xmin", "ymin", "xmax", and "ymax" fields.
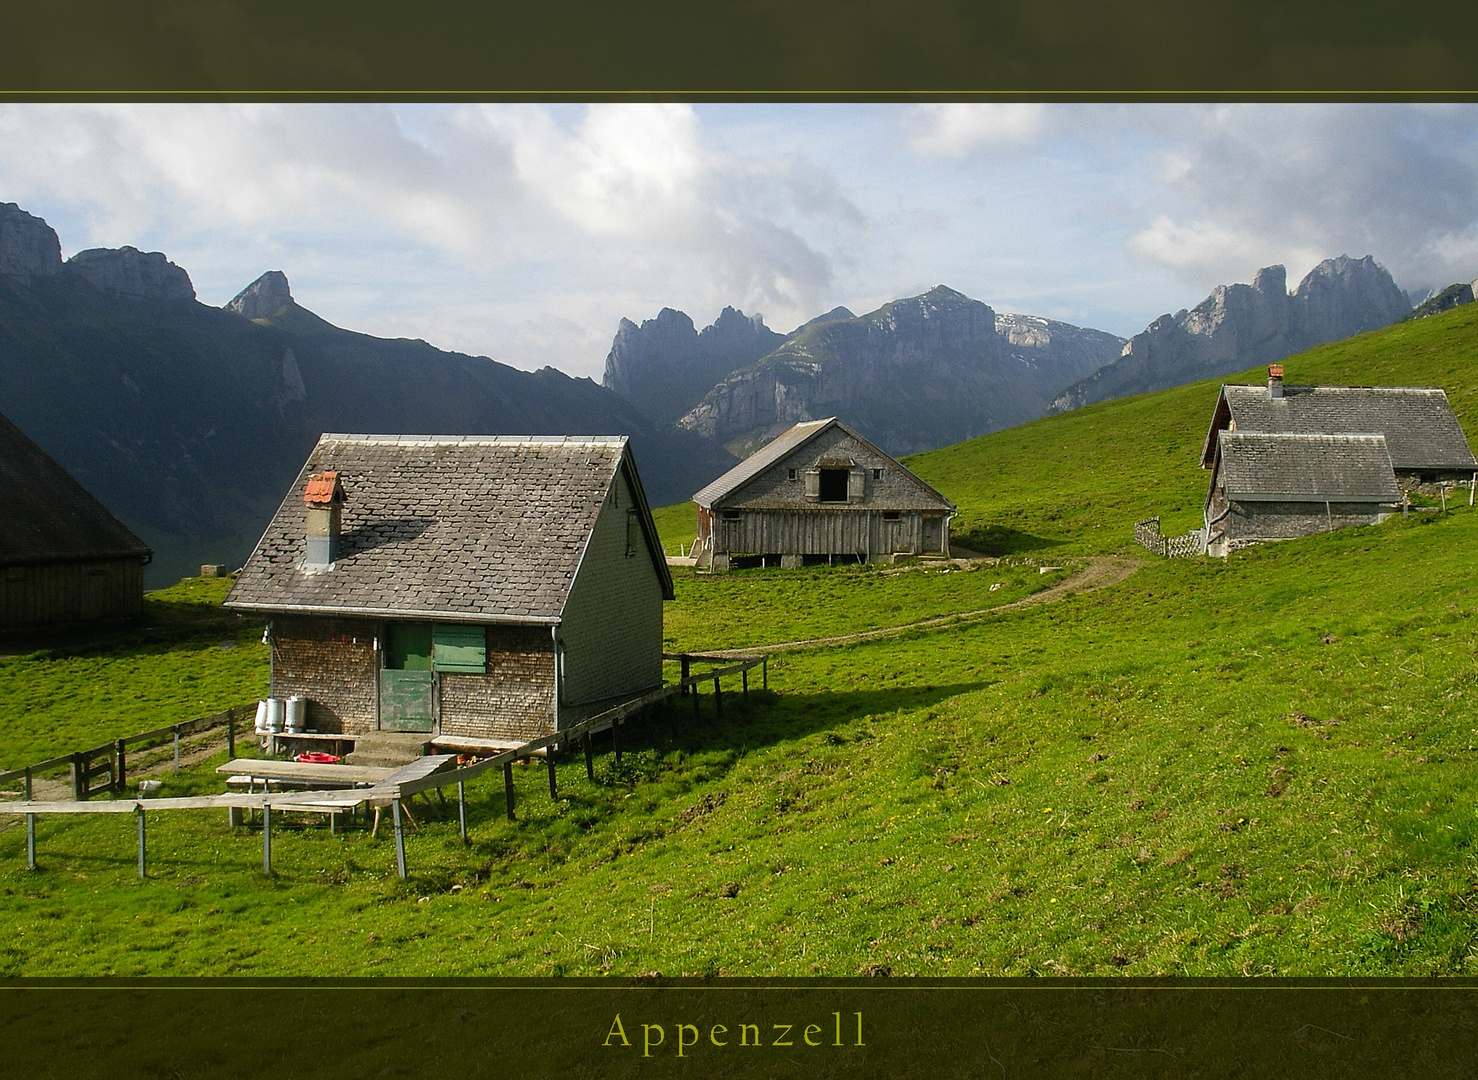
[
  {"xmin": 602, "ymin": 305, "xmax": 785, "ymax": 426},
  {"xmin": 228, "ymin": 270, "xmax": 294, "ymax": 320},
  {"xmin": 1051, "ymin": 256, "xmax": 1410, "ymax": 412},
  {"xmin": 675, "ymin": 285, "xmax": 1125, "ymax": 458},
  {"xmin": 1, "ymin": 204, "xmax": 194, "ymax": 301}
]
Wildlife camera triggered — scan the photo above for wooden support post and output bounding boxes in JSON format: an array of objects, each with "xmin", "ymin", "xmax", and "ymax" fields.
[
  {"xmin": 547, "ymin": 750, "xmax": 558, "ymax": 800},
  {"xmin": 457, "ymin": 781, "xmax": 467, "ymax": 844},
  {"xmin": 714, "ymin": 675, "xmax": 723, "ymax": 719},
  {"xmin": 115, "ymin": 739, "xmax": 127, "ymax": 793},
  {"xmin": 612, "ymin": 716, "xmax": 622, "ymax": 763},
  {"xmin": 136, "ymin": 806, "xmax": 146, "ymax": 879},
  {"xmin": 763, "ymin": 655, "xmax": 768, "ymax": 691},
  {"xmin": 503, "ymin": 762, "xmax": 516, "ymax": 821},
  {"xmin": 742, "ymin": 668, "xmax": 749, "ymax": 701},
  {"xmin": 70, "ymin": 752, "xmax": 85, "ymax": 801},
  {"xmin": 262, "ymin": 804, "xmax": 273, "ymax": 875},
  {"xmin": 583, "ymin": 731, "xmax": 594, "ymax": 781},
  {"xmin": 173, "ymin": 725, "xmax": 182, "ymax": 773},
  {"xmin": 23, "ymin": 767, "xmax": 31, "ymax": 802},
  {"xmin": 680, "ymin": 655, "xmax": 690, "ymax": 692},
  {"xmin": 227, "ymin": 713, "xmax": 236, "ymax": 759},
  {"xmin": 393, "ymin": 799, "xmax": 408, "ymax": 879},
  {"xmin": 26, "ymin": 813, "xmax": 36, "ymax": 871}
]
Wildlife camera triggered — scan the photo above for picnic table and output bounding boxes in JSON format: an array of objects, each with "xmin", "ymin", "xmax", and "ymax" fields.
[{"xmin": 215, "ymin": 758, "xmax": 393, "ymax": 789}]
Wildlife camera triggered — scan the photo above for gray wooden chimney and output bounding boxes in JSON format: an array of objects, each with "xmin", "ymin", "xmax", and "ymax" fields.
[{"xmin": 303, "ymin": 470, "xmax": 346, "ymax": 567}]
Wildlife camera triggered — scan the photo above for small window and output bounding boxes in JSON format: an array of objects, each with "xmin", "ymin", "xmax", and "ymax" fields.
[
  {"xmin": 883, "ymin": 512, "xmax": 901, "ymax": 522},
  {"xmin": 873, "ymin": 468, "xmax": 882, "ymax": 480},
  {"xmin": 626, "ymin": 509, "xmax": 639, "ymax": 556},
  {"xmin": 788, "ymin": 468, "xmax": 797, "ymax": 481},
  {"xmin": 721, "ymin": 509, "xmax": 742, "ymax": 521},
  {"xmin": 819, "ymin": 468, "xmax": 849, "ymax": 502}
]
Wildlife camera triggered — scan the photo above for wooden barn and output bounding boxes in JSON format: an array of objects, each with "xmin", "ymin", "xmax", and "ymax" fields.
[
  {"xmin": 692, "ymin": 417, "xmax": 955, "ymax": 571},
  {"xmin": 224, "ymin": 434, "xmax": 674, "ymax": 746},
  {"xmin": 1200, "ymin": 366, "xmax": 1477, "ymax": 555},
  {"xmin": 0, "ymin": 409, "xmax": 152, "ymax": 628}
]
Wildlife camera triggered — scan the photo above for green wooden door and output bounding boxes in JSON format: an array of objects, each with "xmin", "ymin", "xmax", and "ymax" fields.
[{"xmin": 381, "ymin": 624, "xmax": 434, "ymax": 732}]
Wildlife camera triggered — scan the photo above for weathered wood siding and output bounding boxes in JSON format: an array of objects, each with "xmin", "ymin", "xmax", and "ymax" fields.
[
  {"xmin": 0, "ymin": 558, "xmax": 144, "ymax": 628},
  {"xmin": 1224, "ymin": 501, "xmax": 1393, "ymax": 550},
  {"xmin": 270, "ymin": 615, "xmax": 379, "ymax": 733},
  {"xmin": 560, "ymin": 469, "xmax": 665, "ymax": 709},
  {"xmin": 439, "ymin": 626, "xmax": 556, "ymax": 742},
  {"xmin": 708, "ymin": 425, "xmax": 951, "ymax": 560}
]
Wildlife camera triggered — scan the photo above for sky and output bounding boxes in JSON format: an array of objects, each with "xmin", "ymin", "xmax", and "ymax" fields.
[{"xmin": 1, "ymin": 102, "xmax": 1475, "ymax": 382}]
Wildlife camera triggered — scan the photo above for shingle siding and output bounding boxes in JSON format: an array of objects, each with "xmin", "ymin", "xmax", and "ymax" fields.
[
  {"xmin": 439, "ymin": 626, "xmax": 556, "ymax": 742},
  {"xmin": 269, "ymin": 615, "xmax": 379, "ymax": 733},
  {"xmin": 560, "ymin": 471, "xmax": 666, "ymax": 706}
]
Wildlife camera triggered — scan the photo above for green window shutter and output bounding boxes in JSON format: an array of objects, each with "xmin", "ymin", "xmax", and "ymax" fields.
[
  {"xmin": 386, "ymin": 623, "xmax": 433, "ymax": 671},
  {"xmin": 432, "ymin": 624, "xmax": 487, "ymax": 673}
]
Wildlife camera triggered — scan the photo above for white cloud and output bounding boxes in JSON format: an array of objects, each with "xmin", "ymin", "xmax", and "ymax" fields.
[{"xmin": 905, "ymin": 103, "xmax": 1049, "ymax": 157}]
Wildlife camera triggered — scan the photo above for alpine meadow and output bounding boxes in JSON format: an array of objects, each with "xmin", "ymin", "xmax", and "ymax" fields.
[{"xmin": 4, "ymin": 301, "xmax": 1478, "ymax": 977}]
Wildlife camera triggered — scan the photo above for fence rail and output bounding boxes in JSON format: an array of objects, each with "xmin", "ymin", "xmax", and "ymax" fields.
[
  {"xmin": 1134, "ymin": 517, "xmax": 1207, "ymax": 559},
  {"xmin": 0, "ymin": 703, "xmax": 255, "ymax": 800}
]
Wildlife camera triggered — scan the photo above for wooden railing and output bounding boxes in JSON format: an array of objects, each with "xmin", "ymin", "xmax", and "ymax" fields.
[{"xmin": 0, "ymin": 703, "xmax": 255, "ymax": 801}]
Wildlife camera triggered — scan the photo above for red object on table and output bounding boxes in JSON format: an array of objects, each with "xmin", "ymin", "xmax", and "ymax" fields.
[{"xmin": 295, "ymin": 751, "xmax": 341, "ymax": 764}]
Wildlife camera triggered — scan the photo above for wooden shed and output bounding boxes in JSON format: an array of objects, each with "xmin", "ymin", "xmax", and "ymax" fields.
[
  {"xmin": 224, "ymin": 434, "xmax": 674, "ymax": 746},
  {"xmin": 1204, "ymin": 432, "xmax": 1402, "ymax": 555},
  {"xmin": 692, "ymin": 417, "xmax": 955, "ymax": 571},
  {"xmin": 0, "ymin": 409, "xmax": 152, "ymax": 628}
]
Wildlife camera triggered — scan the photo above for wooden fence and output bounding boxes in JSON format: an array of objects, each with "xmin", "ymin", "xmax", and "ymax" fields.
[
  {"xmin": 0, "ymin": 703, "xmax": 256, "ymax": 801},
  {"xmin": 1133, "ymin": 517, "xmax": 1207, "ymax": 559},
  {"xmin": 1, "ymin": 655, "xmax": 770, "ymax": 880}
]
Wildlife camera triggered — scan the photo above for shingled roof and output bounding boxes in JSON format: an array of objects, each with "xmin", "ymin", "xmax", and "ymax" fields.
[
  {"xmin": 1217, "ymin": 432, "xmax": 1401, "ymax": 502},
  {"xmin": 225, "ymin": 434, "xmax": 672, "ymax": 623},
  {"xmin": 692, "ymin": 417, "xmax": 954, "ymax": 510},
  {"xmin": 1201, "ymin": 384, "xmax": 1477, "ymax": 472},
  {"xmin": 0, "ymin": 410, "xmax": 151, "ymax": 565}
]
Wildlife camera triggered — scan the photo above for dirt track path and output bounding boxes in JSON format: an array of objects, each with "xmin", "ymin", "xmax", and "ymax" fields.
[{"xmin": 701, "ymin": 555, "xmax": 1142, "ymax": 657}]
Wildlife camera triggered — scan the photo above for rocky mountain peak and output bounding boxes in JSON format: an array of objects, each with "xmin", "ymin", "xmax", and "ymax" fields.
[
  {"xmin": 67, "ymin": 246, "xmax": 195, "ymax": 302},
  {"xmin": 0, "ymin": 202, "xmax": 63, "ymax": 280},
  {"xmin": 227, "ymin": 271, "xmax": 295, "ymax": 320}
]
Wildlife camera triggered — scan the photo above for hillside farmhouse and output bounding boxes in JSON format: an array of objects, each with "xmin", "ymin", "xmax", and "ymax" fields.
[
  {"xmin": 225, "ymin": 434, "xmax": 673, "ymax": 746},
  {"xmin": 692, "ymin": 417, "xmax": 955, "ymax": 571},
  {"xmin": 0, "ymin": 409, "xmax": 152, "ymax": 628},
  {"xmin": 1200, "ymin": 366, "xmax": 1477, "ymax": 555}
]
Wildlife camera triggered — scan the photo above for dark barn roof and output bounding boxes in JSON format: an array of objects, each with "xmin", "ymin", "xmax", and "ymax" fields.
[
  {"xmin": 1217, "ymin": 432, "xmax": 1401, "ymax": 502},
  {"xmin": 0, "ymin": 410, "xmax": 151, "ymax": 565},
  {"xmin": 1202, "ymin": 385, "xmax": 1477, "ymax": 472},
  {"xmin": 693, "ymin": 416, "xmax": 954, "ymax": 510},
  {"xmin": 225, "ymin": 434, "xmax": 673, "ymax": 623}
]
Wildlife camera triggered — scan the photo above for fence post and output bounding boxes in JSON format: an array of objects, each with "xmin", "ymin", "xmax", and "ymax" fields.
[
  {"xmin": 503, "ymin": 762, "xmax": 516, "ymax": 821},
  {"xmin": 763, "ymin": 655, "xmax": 767, "ymax": 691},
  {"xmin": 457, "ymin": 781, "xmax": 467, "ymax": 844},
  {"xmin": 547, "ymin": 750, "xmax": 558, "ymax": 801},
  {"xmin": 692, "ymin": 679, "xmax": 700, "ymax": 720},
  {"xmin": 742, "ymin": 667, "xmax": 749, "ymax": 702},
  {"xmin": 173, "ymin": 725, "xmax": 181, "ymax": 773},
  {"xmin": 23, "ymin": 767, "xmax": 31, "ymax": 802},
  {"xmin": 26, "ymin": 813, "xmax": 36, "ymax": 871},
  {"xmin": 612, "ymin": 717, "xmax": 622, "ymax": 764},
  {"xmin": 115, "ymin": 739, "xmax": 127, "ymax": 793},
  {"xmin": 583, "ymin": 731, "xmax": 594, "ymax": 781},
  {"xmin": 227, "ymin": 712, "xmax": 236, "ymax": 760},
  {"xmin": 70, "ymin": 753, "xmax": 85, "ymax": 801},
  {"xmin": 714, "ymin": 676, "xmax": 722, "ymax": 719},
  {"xmin": 262, "ymin": 804, "xmax": 273, "ymax": 875},
  {"xmin": 136, "ymin": 806, "xmax": 146, "ymax": 879},
  {"xmin": 393, "ymin": 799, "xmax": 408, "ymax": 879},
  {"xmin": 680, "ymin": 655, "xmax": 690, "ymax": 692}
]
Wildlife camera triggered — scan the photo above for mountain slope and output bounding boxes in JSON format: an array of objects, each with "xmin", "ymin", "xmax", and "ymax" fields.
[
  {"xmin": 1051, "ymin": 256, "xmax": 1411, "ymax": 413},
  {"xmin": 675, "ymin": 285, "xmax": 1125, "ymax": 458}
]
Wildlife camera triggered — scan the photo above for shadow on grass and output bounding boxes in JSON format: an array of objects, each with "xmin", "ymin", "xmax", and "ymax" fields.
[
  {"xmin": 955, "ymin": 525, "xmax": 1063, "ymax": 558},
  {"xmin": 0, "ymin": 599, "xmax": 263, "ymax": 659}
]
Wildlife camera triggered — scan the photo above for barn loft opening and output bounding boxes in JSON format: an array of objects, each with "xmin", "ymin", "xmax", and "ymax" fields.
[{"xmin": 819, "ymin": 468, "xmax": 849, "ymax": 502}]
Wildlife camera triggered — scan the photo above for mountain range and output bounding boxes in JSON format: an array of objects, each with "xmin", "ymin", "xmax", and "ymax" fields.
[
  {"xmin": 0, "ymin": 197, "xmax": 1424, "ymax": 586},
  {"xmin": 0, "ymin": 203, "xmax": 731, "ymax": 586}
]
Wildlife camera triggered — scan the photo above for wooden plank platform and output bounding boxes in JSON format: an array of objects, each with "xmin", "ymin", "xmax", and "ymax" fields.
[
  {"xmin": 215, "ymin": 759, "xmax": 393, "ymax": 786},
  {"xmin": 430, "ymin": 736, "xmax": 544, "ymax": 756}
]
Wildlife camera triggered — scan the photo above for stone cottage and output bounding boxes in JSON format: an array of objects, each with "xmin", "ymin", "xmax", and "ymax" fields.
[
  {"xmin": 225, "ymin": 434, "xmax": 673, "ymax": 745},
  {"xmin": 691, "ymin": 417, "xmax": 955, "ymax": 571}
]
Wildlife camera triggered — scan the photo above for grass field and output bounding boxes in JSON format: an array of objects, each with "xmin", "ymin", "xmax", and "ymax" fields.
[{"xmin": 2, "ymin": 304, "xmax": 1478, "ymax": 977}]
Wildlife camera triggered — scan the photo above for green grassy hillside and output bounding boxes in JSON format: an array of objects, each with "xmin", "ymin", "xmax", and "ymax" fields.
[{"xmin": 3, "ymin": 303, "xmax": 1477, "ymax": 977}]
